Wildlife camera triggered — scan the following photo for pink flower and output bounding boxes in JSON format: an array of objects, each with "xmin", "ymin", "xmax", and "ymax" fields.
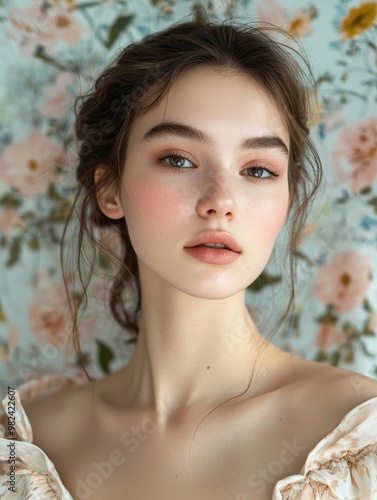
[
  {"xmin": 29, "ymin": 271, "xmax": 95, "ymax": 348},
  {"xmin": 0, "ymin": 208, "xmax": 25, "ymax": 236},
  {"xmin": 315, "ymin": 319, "xmax": 346, "ymax": 350},
  {"xmin": 332, "ymin": 118, "xmax": 377, "ymax": 193},
  {"xmin": 29, "ymin": 272, "xmax": 71, "ymax": 347},
  {"xmin": 257, "ymin": 0, "xmax": 286, "ymax": 27},
  {"xmin": 40, "ymin": 72, "xmax": 74, "ymax": 119},
  {"xmin": 8, "ymin": 3, "xmax": 85, "ymax": 57},
  {"xmin": 314, "ymin": 250, "xmax": 372, "ymax": 313},
  {"xmin": 0, "ymin": 130, "xmax": 64, "ymax": 198},
  {"xmin": 257, "ymin": 1, "xmax": 314, "ymax": 37}
]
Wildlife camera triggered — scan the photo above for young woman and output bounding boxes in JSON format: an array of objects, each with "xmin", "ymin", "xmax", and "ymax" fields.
[{"xmin": 1, "ymin": 14, "xmax": 377, "ymax": 500}]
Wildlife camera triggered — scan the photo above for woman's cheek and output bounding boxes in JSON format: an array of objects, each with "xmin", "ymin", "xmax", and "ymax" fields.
[
  {"xmin": 128, "ymin": 180, "xmax": 185, "ymax": 228},
  {"xmin": 252, "ymin": 192, "xmax": 289, "ymax": 240}
]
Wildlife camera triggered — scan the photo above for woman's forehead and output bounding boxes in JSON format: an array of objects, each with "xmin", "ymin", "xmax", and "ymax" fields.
[{"xmin": 131, "ymin": 66, "xmax": 290, "ymax": 148}]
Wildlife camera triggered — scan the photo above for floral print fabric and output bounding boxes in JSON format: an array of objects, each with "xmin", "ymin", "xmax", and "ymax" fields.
[
  {"xmin": 0, "ymin": 373, "xmax": 87, "ymax": 499},
  {"xmin": 273, "ymin": 398, "xmax": 377, "ymax": 498},
  {"xmin": 0, "ymin": 374, "xmax": 376, "ymax": 499}
]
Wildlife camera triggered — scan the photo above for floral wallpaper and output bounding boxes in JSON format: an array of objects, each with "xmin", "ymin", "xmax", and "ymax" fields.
[{"xmin": 0, "ymin": 0, "xmax": 376, "ymax": 396}]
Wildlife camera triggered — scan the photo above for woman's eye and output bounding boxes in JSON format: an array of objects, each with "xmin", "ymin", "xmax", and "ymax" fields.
[
  {"xmin": 245, "ymin": 166, "xmax": 278, "ymax": 179},
  {"xmin": 157, "ymin": 153, "xmax": 278, "ymax": 179},
  {"xmin": 160, "ymin": 154, "xmax": 193, "ymax": 170}
]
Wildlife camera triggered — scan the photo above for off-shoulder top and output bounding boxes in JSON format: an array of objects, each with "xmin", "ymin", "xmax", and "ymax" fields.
[{"xmin": 0, "ymin": 372, "xmax": 376, "ymax": 499}]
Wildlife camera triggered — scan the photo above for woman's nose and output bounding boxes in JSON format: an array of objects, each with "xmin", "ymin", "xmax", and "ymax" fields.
[{"xmin": 196, "ymin": 170, "xmax": 236, "ymax": 221}]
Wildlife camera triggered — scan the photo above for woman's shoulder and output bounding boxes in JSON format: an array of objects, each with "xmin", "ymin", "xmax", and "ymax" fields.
[
  {"xmin": 19, "ymin": 371, "xmax": 94, "ymax": 450},
  {"xmin": 271, "ymin": 358, "xmax": 377, "ymax": 499},
  {"xmin": 258, "ymin": 344, "xmax": 377, "ymax": 414},
  {"xmin": 1, "ymin": 371, "xmax": 90, "ymax": 443},
  {"xmin": 0, "ymin": 371, "xmax": 89, "ymax": 499},
  {"xmin": 283, "ymin": 354, "xmax": 377, "ymax": 430},
  {"xmin": 295, "ymin": 355, "xmax": 377, "ymax": 407}
]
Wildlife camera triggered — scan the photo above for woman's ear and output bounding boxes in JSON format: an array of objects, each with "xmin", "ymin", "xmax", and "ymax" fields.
[{"xmin": 94, "ymin": 167, "xmax": 124, "ymax": 220}]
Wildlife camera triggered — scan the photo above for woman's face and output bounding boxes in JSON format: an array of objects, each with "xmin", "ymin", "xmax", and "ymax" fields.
[{"xmin": 116, "ymin": 66, "xmax": 290, "ymax": 298}]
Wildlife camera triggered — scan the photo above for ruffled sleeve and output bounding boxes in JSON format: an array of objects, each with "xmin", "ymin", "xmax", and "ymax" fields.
[
  {"xmin": 0, "ymin": 371, "xmax": 88, "ymax": 499},
  {"xmin": 273, "ymin": 396, "xmax": 377, "ymax": 499}
]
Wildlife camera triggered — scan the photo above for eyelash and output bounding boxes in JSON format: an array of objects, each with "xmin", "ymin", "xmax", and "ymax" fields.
[{"xmin": 156, "ymin": 151, "xmax": 279, "ymax": 181}]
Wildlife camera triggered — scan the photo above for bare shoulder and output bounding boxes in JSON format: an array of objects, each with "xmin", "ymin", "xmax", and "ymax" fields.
[
  {"xmin": 299, "ymin": 357, "xmax": 377, "ymax": 399},
  {"xmin": 22, "ymin": 380, "xmax": 95, "ymax": 452},
  {"xmin": 290, "ymin": 355, "xmax": 377, "ymax": 427},
  {"xmin": 255, "ymin": 351, "xmax": 377, "ymax": 466},
  {"xmin": 260, "ymin": 343, "xmax": 377, "ymax": 408}
]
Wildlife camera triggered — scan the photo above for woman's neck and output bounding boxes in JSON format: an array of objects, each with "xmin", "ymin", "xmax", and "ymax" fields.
[{"xmin": 120, "ymin": 263, "xmax": 268, "ymax": 427}]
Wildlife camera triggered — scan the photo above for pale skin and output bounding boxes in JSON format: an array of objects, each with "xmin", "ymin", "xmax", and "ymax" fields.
[{"xmin": 23, "ymin": 66, "xmax": 377, "ymax": 500}]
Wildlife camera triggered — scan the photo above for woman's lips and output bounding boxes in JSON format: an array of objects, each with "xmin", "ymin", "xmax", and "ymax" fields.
[
  {"xmin": 184, "ymin": 231, "xmax": 241, "ymax": 253},
  {"xmin": 184, "ymin": 245, "xmax": 240, "ymax": 264}
]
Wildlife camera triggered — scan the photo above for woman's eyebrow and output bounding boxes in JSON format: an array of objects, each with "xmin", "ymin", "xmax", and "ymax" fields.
[
  {"xmin": 143, "ymin": 121, "xmax": 289, "ymax": 156},
  {"xmin": 242, "ymin": 135, "xmax": 289, "ymax": 156}
]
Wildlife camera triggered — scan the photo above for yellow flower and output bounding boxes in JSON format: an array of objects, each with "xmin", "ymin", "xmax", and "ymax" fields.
[
  {"xmin": 340, "ymin": 2, "xmax": 377, "ymax": 39},
  {"xmin": 288, "ymin": 10, "xmax": 312, "ymax": 37}
]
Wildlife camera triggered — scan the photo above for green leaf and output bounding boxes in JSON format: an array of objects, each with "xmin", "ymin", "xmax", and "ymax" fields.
[
  {"xmin": 288, "ymin": 314, "xmax": 299, "ymax": 331},
  {"xmin": 27, "ymin": 235, "xmax": 40, "ymax": 251},
  {"xmin": 330, "ymin": 350, "xmax": 340, "ymax": 366},
  {"xmin": 106, "ymin": 15, "xmax": 135, "ymax": 49},
  {"xmin": 248, "ymin": 271, "xmax": 282, "ymax": 292},
  {"xmin": 74, "ymin": 1, "xmax": 100, "ymax": 8},
  {"xmin": 363, "ymin": 298, "xmax": 373, "ymax": 312},
  {"xmin": 6, "ymin": 236, "xmax": 22, "ymax": 267},
  {"xmin": 314, "ymin": 309, "xmax": 338, "ymax": 323},
  {"xmin": 363, "ymin": 329, "xmax": 375, "ymax": 336},
  {"xmin": 360, "ymin": 186, "xmax": 372, "ymax": 196},
  {"xmin": 76, "ymin": 351, "xmax": 91, "ymax": 368},
  {"xmin": 33, "ymin": 46, "xmax": 67, "ymax": 71},
  {"xmin": 367, "ymin": 197, "xmax": 377, "ymax": 213},
  {"xmin": 360, "ymin": 341, "xmax": 375, "ymax": 357},
  {"xmin": 0, "ymin": 192, "xmax": 22, "ymax": 209},
  {"xmin": 308, "ymin": 5, "xmax": 318, "ymax": 19},
  {"xmin": 344, "ymin": 348, "xmax": 354, "ymax": 363},
  {"xmin": 98, "ymin": 251, "xmax": 112, "ymax": 270},
  {"xmin": 48, "ymin": 226, "xmax": 61, "ymax": 244},
  {"xmin": 314, "ymin": 350, "xmax": 328, "ymax": 362},
  {"xmin": 295, "ymin": 249, "xmax": 312, "ymax": 264},
  {"xmin": 47, "ymin": 183, "xmax": 60, "ymax": 200},
  {"xmin": 316, "ymin": 73, "xmax": 333, "ymax": 85},
  {"xmin": 96, "ymin": 339, "xmax": 114, "ymax": 374}
]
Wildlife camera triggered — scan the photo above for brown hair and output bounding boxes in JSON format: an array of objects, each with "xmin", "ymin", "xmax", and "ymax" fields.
[{"xmin": 62, "ymin": 12, "xmax": 322, "ymax": 379}]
